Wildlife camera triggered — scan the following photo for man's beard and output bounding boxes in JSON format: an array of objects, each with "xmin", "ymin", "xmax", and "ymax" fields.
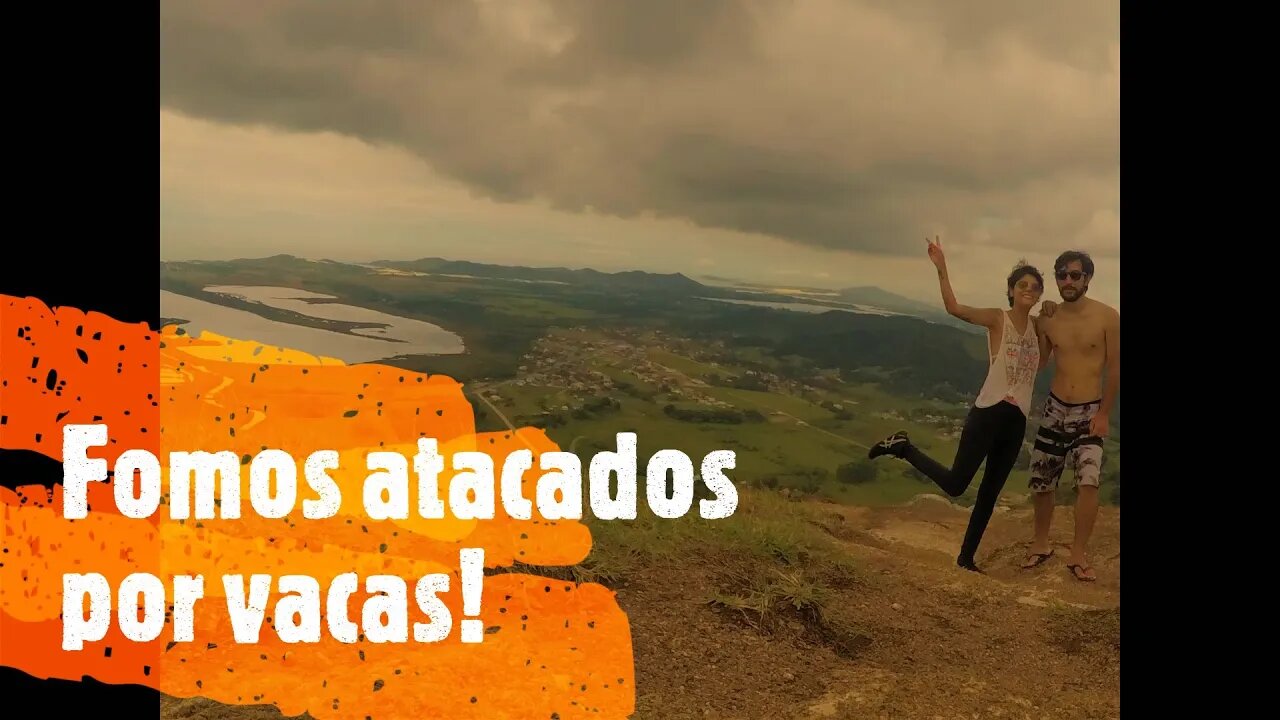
[{"xmin": 1060, "ymin": 287, "xmax": 1085, "ymax": 302}]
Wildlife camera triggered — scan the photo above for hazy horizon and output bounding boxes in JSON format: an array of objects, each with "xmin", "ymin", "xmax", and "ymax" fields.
[
  {"xmin": 162, "ymin": 250, "xmax": 901, "ymax": 291},
  {"xmin": 161, "ymin": 250, "xmax": 1115, "ymax": 310}
]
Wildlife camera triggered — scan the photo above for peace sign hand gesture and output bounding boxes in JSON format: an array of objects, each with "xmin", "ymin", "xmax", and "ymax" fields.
[{"xmin": 926, "ymin": 235, "xmax": 946, "ymax": 270}]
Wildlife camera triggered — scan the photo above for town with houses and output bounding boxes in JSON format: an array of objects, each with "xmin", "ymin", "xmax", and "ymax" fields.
[{"xmin": 474, "ymin": 326, "xmax": 970, "ymax": 441}]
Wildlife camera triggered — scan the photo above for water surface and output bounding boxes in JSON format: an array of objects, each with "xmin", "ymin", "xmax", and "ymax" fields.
[
  {"xmin": 160, "ymin": 286, "xmax": 465, "ymax": 363},
  {"xmin": 698, "ymin": 296, "xmax": 901, "ymax": 317}
]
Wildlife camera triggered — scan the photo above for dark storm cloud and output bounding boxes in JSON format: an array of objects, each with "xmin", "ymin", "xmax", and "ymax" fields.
[{"xmin": 159, "ymin": 0, "xmax": 1119, "ymax": 257}]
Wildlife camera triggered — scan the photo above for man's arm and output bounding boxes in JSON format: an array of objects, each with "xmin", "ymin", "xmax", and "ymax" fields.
[{"xmin": 1099, "ymin": 309, "xmax": 1120, "ymax": 414}]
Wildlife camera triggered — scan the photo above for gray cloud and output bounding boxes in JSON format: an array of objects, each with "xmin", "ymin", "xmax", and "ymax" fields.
[{"xmin": 160, "ymin": 0, "xmax": 1119, "ymax": 258}]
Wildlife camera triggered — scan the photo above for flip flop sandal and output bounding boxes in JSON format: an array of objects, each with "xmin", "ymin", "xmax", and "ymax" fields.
[
  {"xmin": 1067, "ymin": 564, "xmax": 1097, "ymax": 582},
  {"xmin": 1020, "ymin": 550, "xmax": 1054, "ymax": 569}
]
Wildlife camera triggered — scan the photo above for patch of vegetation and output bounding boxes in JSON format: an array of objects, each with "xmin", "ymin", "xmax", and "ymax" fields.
[
  {"xmin": 1044, "ymin": 604, "xmax": 1120, "ymax": 656},
  {"xmin": 836, "ymin": 460, "xmax": 878, "ymax": 485},
  {"xmin": 569, "ymin": 490, "xmax": 870, "ymax": 657}
]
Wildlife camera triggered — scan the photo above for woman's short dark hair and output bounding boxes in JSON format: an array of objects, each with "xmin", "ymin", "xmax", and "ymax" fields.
[{"xmin": 1007, "ymin": 261, "xmax": 1044, "ymax": 307}]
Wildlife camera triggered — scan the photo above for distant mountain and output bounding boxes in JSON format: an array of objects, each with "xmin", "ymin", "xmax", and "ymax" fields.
[
  {"xmin": 695, "ymin": 277, "xmax": 971, "ymax": 330},
  {"xmin": 374, "ymin": 257, "xmax": 713, "ymax": 295},
  {"xmin": 837, "ymin": 286, "xmax": 977, "ymax": 334},
  {"xmin": 698, "ymin": 274, "xmax": 741, "ymax": 284},
  {"xmin": 164, "ymin": 255, "xmax": 980, "ymax": 332},
  {"xmin": 836, "ymin": 286, "xmax": 938, "ymax": 316}
]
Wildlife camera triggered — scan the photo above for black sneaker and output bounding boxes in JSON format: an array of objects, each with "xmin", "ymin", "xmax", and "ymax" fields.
[
  {"xmin": 957, "ymin": 557, "xmax": 984, "ymax": 574},
  {"xmin": 868, "ymin": 431, "xmax": 909, "ymax": 459}
]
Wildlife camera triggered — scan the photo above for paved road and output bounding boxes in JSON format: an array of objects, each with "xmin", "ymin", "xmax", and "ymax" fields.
[
  {"xmin": 472, "ymin": 387, "xmax": 516, "ymax": 431},
  {"xmin": 468, "ymin": 385, "xmax": 588, "ymax": 454}
]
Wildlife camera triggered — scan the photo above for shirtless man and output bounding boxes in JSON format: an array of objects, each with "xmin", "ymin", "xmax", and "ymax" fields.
[{"xmin": 1021, "ymin": 250, "xmax": 1120, "ymax": 581}]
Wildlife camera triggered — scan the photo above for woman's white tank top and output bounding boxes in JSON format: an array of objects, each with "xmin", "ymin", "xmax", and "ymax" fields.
[{"xmin": 974, "ymin": 310, "xmax": 1040, "ymax": 416}]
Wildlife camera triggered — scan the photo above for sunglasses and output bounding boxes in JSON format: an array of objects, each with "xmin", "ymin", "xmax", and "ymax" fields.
[{"xmin": 1055, "ymin": 270, "xmax": 1085, "ymax": 281}]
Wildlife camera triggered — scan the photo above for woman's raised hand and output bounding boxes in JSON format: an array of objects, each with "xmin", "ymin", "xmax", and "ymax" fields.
[{"xmin": 926, "ymin": 235, "xmax": 946, "ymax": 270}]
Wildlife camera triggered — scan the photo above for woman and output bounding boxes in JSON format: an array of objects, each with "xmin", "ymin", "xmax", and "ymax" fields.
[{"xmin": 868, "ymin": 236, "xmax": 1050, "ymax": 572}]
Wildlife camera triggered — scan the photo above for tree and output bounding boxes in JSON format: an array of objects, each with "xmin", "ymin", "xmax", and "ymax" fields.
[
  {"xmin": 837, "ymin": 460, "xmax": 878, "ymax": 485},
  {"xmin": 903, "ymin": 467, "xmax": 928, "ymax": 483}
]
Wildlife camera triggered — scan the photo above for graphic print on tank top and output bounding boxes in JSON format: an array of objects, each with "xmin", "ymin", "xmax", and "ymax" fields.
[
  {"xmin": 1002, "ymin": 317, "xmax": 1039, "ymax": 403},
  {"xmin": 975, "ymin": 310, "xmax": 1040, "ymax": 414}
]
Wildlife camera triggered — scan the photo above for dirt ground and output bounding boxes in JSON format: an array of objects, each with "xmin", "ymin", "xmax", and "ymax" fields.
[
  {"xmin": 619, "ymin": 495, "xmax": 1119, "ymax": 720},
  {"xmin": 162, "ymin": 496, "xmax": 1120, "ymax": 720}
]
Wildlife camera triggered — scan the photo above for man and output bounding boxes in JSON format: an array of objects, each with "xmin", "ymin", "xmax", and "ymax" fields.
[{"xmin": 1021, "ymin": 250, "xmax": 1119, "ymax": 582}]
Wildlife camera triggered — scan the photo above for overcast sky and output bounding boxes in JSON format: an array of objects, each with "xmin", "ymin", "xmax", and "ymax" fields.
[{"xmin": 160, "ymin": 0, "xmax": 1119, "ymax": 309}]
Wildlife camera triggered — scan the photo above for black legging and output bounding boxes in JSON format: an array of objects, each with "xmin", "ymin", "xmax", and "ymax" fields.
[{"xmin": 901, "ymin": 401, "xmax": 1026, "ymax": 564}]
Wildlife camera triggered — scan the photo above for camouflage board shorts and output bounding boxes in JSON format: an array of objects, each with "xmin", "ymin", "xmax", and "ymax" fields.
[{"xmin": 1029, "ymin": 393, "xmax": 1104, "ymax": 492}]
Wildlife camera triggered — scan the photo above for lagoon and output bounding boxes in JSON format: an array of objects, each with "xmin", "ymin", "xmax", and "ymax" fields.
[
  {"xmin": 697, "ymin": 296, "xmax": 901, "ymax": 317},
  {"xmin": 160, "ymin": 286, "xmax": 465, "ymax": 363}
]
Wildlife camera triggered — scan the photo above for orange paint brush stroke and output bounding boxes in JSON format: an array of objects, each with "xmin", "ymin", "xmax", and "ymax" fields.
[{"xmin": 1, "ymin": 295, "xmax": 634, "ymax": 719}]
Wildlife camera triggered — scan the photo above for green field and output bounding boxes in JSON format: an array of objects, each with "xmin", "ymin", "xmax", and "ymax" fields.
[
  {"xmin": 645, "ymin": 349, "xmax": 730, "ymax": 380},
  {"xmin": 474, "ymin": 339, "xmax": 1057, "ymax": 508},
  {"xmin": 162, "ymin": 257, "xmax": 1119, "ymax": 507}
]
